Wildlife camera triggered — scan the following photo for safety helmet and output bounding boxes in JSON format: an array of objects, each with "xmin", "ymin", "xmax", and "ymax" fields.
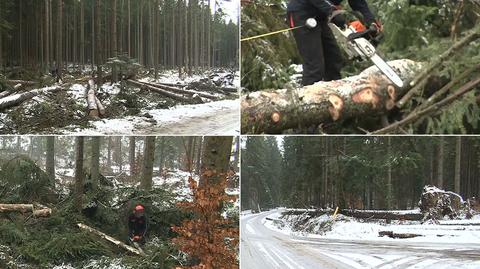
[{"xmin": 134, "ymin": 204, "xmax": 145, "ymax": 213}]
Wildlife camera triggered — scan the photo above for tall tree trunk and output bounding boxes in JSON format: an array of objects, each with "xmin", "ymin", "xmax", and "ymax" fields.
[
  {"xmin": 437, "ymin": 137, "xmax": 445, "ymax": 188},
  {"xmin": 141, "ymin": 136, "xmax": 156, "ymax": 190},
  {"xmin": 80, "ymin": 0, "xmax": 85, "ymax": 66},
  {"xmin": 111, "ymin": 0, "xmax": 118, "ymax": 82},
  {"xmin": 386, "ymin": 136, "xmax": 393, "ymax": 209},
  {"xmin": 95, "ymin": 0, "xmax": 103, "ymax": 84},
  {"xmin": 200, "ymin": 136, "xmax": 232, "ymax": 186},
  {"xmin": 46, "ymin": 136, "xmax": 55, "ymax": 180},
  {"xmin": 455, "ymin": 137, "xmax": 462, "ymax": 193},
  {"xmin": 107, "ymin": 136, "xmax": 112, "ymax": 168},
  {"xmin": 129, "ymin": 136, "xmax": 136, "ymax": 176},
  {"xmin": 56, "ymin": 0, "xmax": 63, "ymax": 77},
  {"xmin": 91, "ymin": 137, "xmax": 101, "ymax": 187},
  {"xmin": 75, "ymin": 137, "xmax": 85, "ymax": 213}
]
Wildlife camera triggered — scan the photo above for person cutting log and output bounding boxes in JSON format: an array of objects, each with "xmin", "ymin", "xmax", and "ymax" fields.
[
  {"xmin": 128, "ymin": 204, "xmax": 147, "ymax": 244},
  {"xmin": 286, "ymin": 0, "xmax": 383, "ymax": 86}
]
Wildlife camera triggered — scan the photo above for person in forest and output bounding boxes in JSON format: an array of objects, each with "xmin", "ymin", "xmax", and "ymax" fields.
[
  {"xmin": 286, "ymin": 0, "xmax": 383, "ymax": 86},
  {"xmin": 128, "ymin": 204, "xmax": 147, "ymax": 244}
]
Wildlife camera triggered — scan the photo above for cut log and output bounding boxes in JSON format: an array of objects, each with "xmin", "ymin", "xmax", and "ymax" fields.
[
  {"xmin": 379, "ymin": 231, "xmax": 423, "ymax": 239},
  {"xmin": 126, "ymin": 79, "xmax": 199, "ymax": 103},
  {"xmin": 77, "ymin": 223, "xmax": 144, "ymax": 256},
  {"xmin": 241, "ymin": 59, "xmax": 422, "ymax": 133},
  {"xmin": 5, "ymin": 80, "xmax": 37, "ymax": 86},
  {"xmin": 0, "ymin": 203, "xmax": 52, "ymax": 217},
  {"xmin": 87, "ymin": 79, "xmax": 99, "ymax": 118},
  {"xmin": 0, "ymin": 86, "xmax": 62, "ymax": 110},
  {"xmin": 95, "ymin": 96, "xmax": 106, "ymax": 116},
  {"xmin": 141, "ymin": 81, "xmax": 218, "ymax": 100}
]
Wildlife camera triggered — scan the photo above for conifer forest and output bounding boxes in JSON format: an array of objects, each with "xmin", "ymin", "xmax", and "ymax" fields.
[
  {"xmin": 0, "ymin": 136, "xmax": 239, "ymax": 268},
  {"xmin": 241, "ymin": 136, "xmax": 480, "ymax": 268},
  {"xmin": 0, "ymin": 0, "xmax": 240, "ymax": 135}
]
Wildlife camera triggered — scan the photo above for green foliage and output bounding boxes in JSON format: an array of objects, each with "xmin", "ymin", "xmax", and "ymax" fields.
[
  {"xmin": 0, "ymin": 221, "xmax": 27, "ymax": 245},
  {"xmin": 0, "ymin": 156, "xmax": 56, "ymax": 204}
]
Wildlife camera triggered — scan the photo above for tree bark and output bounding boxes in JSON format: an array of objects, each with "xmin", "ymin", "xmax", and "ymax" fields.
[
  {"xmin": 91, "ymin": 137, "xmax": 101, "ymax": 187},
  {"xmin": 200, "ymin": 136, "xmax": 232, "ymax": 186},
  {"xmin": 241, "ymin": 60, "xmax": 422, "ymax": 134},
  {"xmin": 455, "ymin": 137, "xmax": 462, "ymax": 193},
  {"xmin": 46, "ymin": 136, "xmax": 55, "ymax": 180},
  {"xmin": 0, "ymin": 86, "xmax": 62, "ymax": 110},
  {"xmin": 75, "ymin": 137, "xmax": 85, "ymax": 213},
  {"xmin": 126, "ymin": 79, "xmax": 201, "ymax": 103},
  {"xmin": 141, "ymin": 136, "xmax": 155, "ymax": 190},
  {"xmin": 438, "ymin": 137, "xmax": 445, "ymax": 189},
  {"xmin": 129, "ymin": 136, "xmax": 136, "ymax": 176},
  {"xmin": 0, "ymin": 204, "xmax": 52, "ymax": 217}
]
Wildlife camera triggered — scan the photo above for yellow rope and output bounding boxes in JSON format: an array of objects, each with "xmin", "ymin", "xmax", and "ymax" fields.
[{"xmin": 240, "ymin": 26, "xmax": 303, "ymax": 42}]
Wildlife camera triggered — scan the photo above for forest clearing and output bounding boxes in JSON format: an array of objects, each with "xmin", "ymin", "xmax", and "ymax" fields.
[
  {"xmin": 0, "ymin": 136, "xmax": 239, "ymax": 268},
  {"xmin": 241, "ymin": 1, "xmax": 480, "ymax": 134},
  {"xmin": 241, "ymin": 136, "xmax": 480, "ymax": 268},
  {"xmin": 0, "ymin": 0, "xmax": 239, "ymax": 134}
]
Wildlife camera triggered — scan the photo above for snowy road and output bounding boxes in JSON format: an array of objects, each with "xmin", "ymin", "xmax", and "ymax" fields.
[{"xmin": 241, "ymin": 210, "xmax": 480, "ymax": 269}]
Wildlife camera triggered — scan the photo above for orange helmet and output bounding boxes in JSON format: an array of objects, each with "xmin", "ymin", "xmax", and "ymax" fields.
[{"xmin": 134, "ymin": 204, "xmax": 145, "ymax": 213}]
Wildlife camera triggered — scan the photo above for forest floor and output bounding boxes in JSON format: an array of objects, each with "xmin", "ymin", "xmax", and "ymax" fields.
[
  {"xmin": 241, "ymin": 209, "xmax": 480, "ymax": 269},
  {"xmin": 0, "ymin": 68, "xmax": 239, "ymax": 135},
  {"xmin": 0, "ymin": 158, "xmax": 239, "ymax": 269}
]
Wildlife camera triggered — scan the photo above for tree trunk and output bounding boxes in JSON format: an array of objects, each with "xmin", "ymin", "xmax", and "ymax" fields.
[
  {"xmin": 438, "ymin": 137, "xmax": 444, "ymax": 188},
  {"xmin": 126, "ymin": 79, "xmax": 201, "ymax": 103},
  {"xmin": 141, "ymin": 136, "xmax": 155, "ymax": 190},
  {"xmin": 91, "ymin": 137, "xmax": 101, "ymax": 187},
  {"xmin": 95, "ymin": 0, "xmax": 103, "ymax": 84},
  {"xmin": 129, "ymin": 136, "xmax": 136, "ymax": 176},
  {"xmin": 455, "ymin": 137, "xmax": 462, "ymax": 193},
  {"xmin": 75, "ymin": 137, "xmax": 85, "ymax": 213},
  {"xmin": 111, "ymin": 0, "xmax": 118, "ymax": 82},
  {"xmin": 200, "ymin": 136, "xmax": 232, "ymax": 186},
  {"xmin": 56, "ymin": 0, "xmax": 62, "ymax": 77},
  {"xmin": 241, "ymin": 60, "xmax": 422, "ymax": 134},
  {"xmin": 46, "ymin": 136, "xmax": 55, "ymax": 180},
  {"xmin": 0, "ymin": 86, "xmax": 62, "ymax": 110},
  {"xmin": 0, "ymin": 204, "xmax": 52, "ymax": 217}
]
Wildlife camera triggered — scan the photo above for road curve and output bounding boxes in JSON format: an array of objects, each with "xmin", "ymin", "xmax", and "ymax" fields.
[{"xmin": 241, "ymin": 210, "xmax": 480, "ymax": 269}]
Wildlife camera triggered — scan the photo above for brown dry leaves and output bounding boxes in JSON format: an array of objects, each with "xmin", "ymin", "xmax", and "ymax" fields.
[{"xmin": 172, "ymin": 170, "xmax": 239, "ymax": 269}]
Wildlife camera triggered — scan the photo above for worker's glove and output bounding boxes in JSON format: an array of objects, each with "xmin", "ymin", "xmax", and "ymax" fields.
[
  {"xmin": 368, "ymin": 20, "xmax": 383, "ymax": 36},
  {"xmin": 133, "ymin": 235, "xmax": 142, "ymax": 242}
]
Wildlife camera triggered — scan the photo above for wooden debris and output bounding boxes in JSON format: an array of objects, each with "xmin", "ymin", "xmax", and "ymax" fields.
[
  {"xmin": 379, "ymin": 231, "xmax": 423, "ymax": 239},
  {"xmin": 77, "ymin": 223, "xmax": 144, "ymax": 256},
  {"xmin": 0, "ymin": 203, "xmax": 52, "ymax": 217}
]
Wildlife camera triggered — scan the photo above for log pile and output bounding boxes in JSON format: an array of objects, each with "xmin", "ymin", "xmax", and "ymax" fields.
[
  {"xmin": 283, "ymin": 208, "xmax": 423, "ymax": 221},
  {"xmin": 241, "ymin": 59, "xmax": 422, "ymax": 133},
  {"xmin": 0, "ymin": 203, "xmax": 52, "ymax": 217},
  {"xmin": 126, "ymin": 79, "xmax": 201, "ymax": 104}
]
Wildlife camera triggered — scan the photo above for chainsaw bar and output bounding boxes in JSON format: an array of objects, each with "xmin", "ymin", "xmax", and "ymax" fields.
[{"xmin": 328, "ymin": 23, "xmax": 404, "ymax": 88}]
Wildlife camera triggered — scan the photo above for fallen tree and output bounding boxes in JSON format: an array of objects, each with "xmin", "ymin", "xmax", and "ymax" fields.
[
  {"xmin": 241, "ymin": 59, "xmax": 422, "ymax": 133},
  {"xmin": 140, "ymin": 80, "xmax": 218, "ymax": 100},
  {"xmin": 283, "ymin": 208, "xmax": 423, "ymax": 221},
  {"xmin": 86, "ymin": 79, "xmax": 105, "ymax": 118},
  {"xmin": 0, "ymin": 86, "xmax": 62, "ymax": 110},
  {"xmin": 379, "ymin": 231, "xmax": 422, "ymax": 239},
  {"xmin": 126, "ymin": 79, "xmax": 201, "ymax": 104},
  {"xmin": 0, "ymin": 203, "xmax": 52, "ymax": 217},
  {"xmin": 77, "ymin": 223, "xmax": 144, "ymax": 256}
]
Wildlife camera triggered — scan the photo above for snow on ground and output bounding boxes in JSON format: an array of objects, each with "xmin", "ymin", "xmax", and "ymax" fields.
[
  {"xmin": 263, "ymin": 208, "xmax": 480, "ymax": 244},
  {"xmin": 61, "ymin": 99, "xmax": 239, "ymax": 135}
]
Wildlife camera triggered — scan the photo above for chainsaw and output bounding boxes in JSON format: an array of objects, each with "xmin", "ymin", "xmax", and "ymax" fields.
[{"xmin": 328, "ymin": 21, "xmax": 404, "ymax": 88}]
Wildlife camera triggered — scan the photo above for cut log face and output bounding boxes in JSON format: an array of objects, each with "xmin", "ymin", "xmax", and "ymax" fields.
[{"xmin": 241, "ymin": 59, "xmax": 422, "ymax": 134}]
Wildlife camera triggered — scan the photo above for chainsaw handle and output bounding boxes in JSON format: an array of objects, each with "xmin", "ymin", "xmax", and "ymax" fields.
[{"xmin": 347, "ymin": 26, "xmax": 376, "ymax": 41}]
